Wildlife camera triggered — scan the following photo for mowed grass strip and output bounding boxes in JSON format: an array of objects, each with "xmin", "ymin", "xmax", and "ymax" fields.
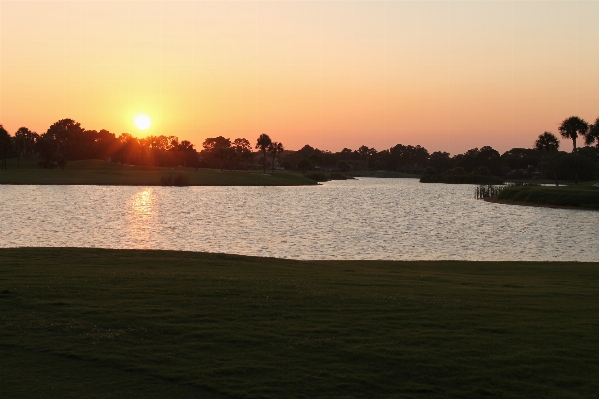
[
  {"xmin": 0, "ymin": 158, "xmax": 316, "ymax": 186},
  {"xmin": 0, "ymin": 248, "xmax": 598, "ymax": 398}
]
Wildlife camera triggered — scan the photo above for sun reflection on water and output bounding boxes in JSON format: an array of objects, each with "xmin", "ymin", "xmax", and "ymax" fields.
[{"xmin": 128, "ymin": 188, "xmax": 155, "ymax": 245}]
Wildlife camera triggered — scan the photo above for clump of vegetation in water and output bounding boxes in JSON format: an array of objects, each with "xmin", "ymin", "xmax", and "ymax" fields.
[
  {"xmin": 475, "ymin": 185, "xmax": 507, "ymax": 199},
  {"xmin": 160, "ymin": 173, "xmax": 190, "ymax": 186},
  {"xmin": 476, "ymin": 182, "xmax": 539, "ymax": 199}
]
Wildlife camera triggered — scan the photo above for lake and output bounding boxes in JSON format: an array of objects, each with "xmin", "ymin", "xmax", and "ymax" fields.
[{"xmin": 1, "ymin": 178, "xmax": 597, "ymax": 261}]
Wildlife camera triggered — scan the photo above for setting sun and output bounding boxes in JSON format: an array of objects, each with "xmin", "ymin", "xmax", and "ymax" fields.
[{"xmin": 134, "ymin": 115, "xmax": 151, "ymax": 130}]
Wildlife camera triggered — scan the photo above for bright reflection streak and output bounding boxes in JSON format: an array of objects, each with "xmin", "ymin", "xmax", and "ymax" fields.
[{"xmin": 127, "ymin": 188, "xmax": 154, "ymax": 246}]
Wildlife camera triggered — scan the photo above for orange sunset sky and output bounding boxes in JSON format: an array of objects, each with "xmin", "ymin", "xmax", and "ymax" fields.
[{"xmin": 1, "ymin": 0, "xmax": 598, "ymax": 154}]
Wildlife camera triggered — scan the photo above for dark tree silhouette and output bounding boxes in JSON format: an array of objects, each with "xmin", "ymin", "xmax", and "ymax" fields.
[
  {"xmin": 308, "ymin": 152, "xmax": 322, "ymax": 171},
  {"xmin": 357, "ymin": 145, "xmax": 377, "ymax": 170},
  {"xmin": 558, "ymin": 116, "xmax": 588, "ymax": 184},
  {"xmin": 535, "ymin": 132, "xmax": 560, "ymax": 186},
  {"xmin": 255, "ymin": 133, "xmax": 272, "ymax": 174},
  {"xmin": 233, "ymin": 138, "xmax": 252, "ymax": 170},
  {"xmin": 585, "ymin": 117, "xmax": 599, "ymax": 150},
  {"xmin": 202, "ymin": 136, "xmax": 230, "ymax": 170},
  {"xmin": 297, "ymin": 157, "xmax": 311, "ymax": 175},
  {"xmin": 535, "ymin": 132, "xmax": 560, "ymax": 152},
  {"xmin": 268, "ymin": 141, "xmax": 284, "ymax": 174},
  {"xmin": 44, "ymin": 119, "xmax": 85, "ymax": 160},
  {"xmin": 13, "ymin": 127, "xmax": 39, "ymax": 168},
  {"xmin": 167, "ymin": 136, "xmax": 179, "ymax": 167},
  {"xmin": 0, "ymin": 125, "xmax": 10, "ymax": 170},
  {"xmin": 178, "ymin": 140, "xmax": 194, "ymax": 168}
]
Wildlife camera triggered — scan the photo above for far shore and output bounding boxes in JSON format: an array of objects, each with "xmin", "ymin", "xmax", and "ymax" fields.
[{"xmin": 0, "ymin": 158, "xmax": 318, "ymax": 186}]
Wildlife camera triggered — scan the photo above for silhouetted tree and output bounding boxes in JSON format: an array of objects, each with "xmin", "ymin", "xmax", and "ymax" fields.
[
  {"xmin": 178, "ymin": 140, "xmax": 195, "ymax": 168},
  {"xmin": 44, "ymin": 119, "xmax": 85, "ymax": 160},
  {"xmin": 559, "ymin": 116, "xmax": 589, "ymax": 184},
  {"xmin": 255, "ymin": 134, "xmax": 272, "ymax": 174},
  {"xmin": 535, "ymin": 132, "xmax": 560, "ymax": 186},
  {"xmin": 13, "ymin": 127, "xmax": 39, "ymax": 168},
  {"xmin": 429, "ymin": 151, "xmax": 452, "ymax": 173},
  {"xmin": 0, "ymin": 125, "xmax": 10, "ymax": 169},
  {"xmin": 308, "ymin": 152, "xmax": 322, "ymax": 171},
  {"xmin": 585, "ymin": 117, "xmax": 599, "ymax": 151},
  {"xmin": 203, "ymin": 136, "xmax": 230, "ymax": 170},
  {"xmin": 233, "ymin": 138, "xmax": 251, "ymax": 170},
  {"xmin": 268, "ymin": 141, "xmax": 284, "ymax": 174},
  {"xmin": 357, "ymin": 145, "xmax": 377, "ymax": 170},
  {"xmin": 297, "ymin": 157, "xmax": 311, "ymax": 175}
]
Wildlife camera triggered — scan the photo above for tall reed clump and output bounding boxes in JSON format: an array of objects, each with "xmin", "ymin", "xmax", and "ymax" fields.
[
  {"xmin": 475, "ymin": 185, "xmax": 507, "ymax": 199},
  {"xmin": 160, "ymin": 173, "xmax": 190, "ymax": 186},
  {"xmin": 475, "ymin": 182, "xmax": 539, "ymax": 199}
]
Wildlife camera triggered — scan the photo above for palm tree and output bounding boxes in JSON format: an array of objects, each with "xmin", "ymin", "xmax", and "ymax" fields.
[
  {"xmin": 535, "ymin": 132, "xmax": 560, "ymax": 186},
  {"xmin": 267, "ymin": 142, "xmax": 284, "ymax": 174},
  {"xmin": 585, "ymin": 117, "xmax": 599, "ymax": 150},
  {"xmin": 558, "ymin": 116, "xmax": 588, "ymax": 184},
  {"xmin": 255, "ymin": 134, "xmax": 272, "ymax": 174},
  {"xmin": 178, "ymin": 140, "xmax": 194, "ymax": 168}
]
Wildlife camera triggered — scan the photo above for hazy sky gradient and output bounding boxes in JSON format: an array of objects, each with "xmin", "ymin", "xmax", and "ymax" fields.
[{"xmin": 1, "ymin": 0, "xmax": 598, "ymax": 154}]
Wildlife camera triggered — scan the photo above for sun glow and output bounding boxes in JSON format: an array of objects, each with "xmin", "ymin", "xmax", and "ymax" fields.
[{"xmin": 134, "ymin": 115, "xmax": 151, "ymax": 130}]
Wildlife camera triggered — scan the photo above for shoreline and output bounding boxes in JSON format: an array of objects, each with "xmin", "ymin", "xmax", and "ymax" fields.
[{"xmin": 484, "ymin": 197, "xmax": 599, "ymax": 211}]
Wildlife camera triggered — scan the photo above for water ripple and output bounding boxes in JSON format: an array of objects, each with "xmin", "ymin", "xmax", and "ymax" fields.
[{"xmin": 1, "ymin": 179, "xmax": 597, "ymax": 261}]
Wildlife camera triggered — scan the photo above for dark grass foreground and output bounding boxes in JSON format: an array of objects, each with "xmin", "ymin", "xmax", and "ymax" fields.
[{"xmin": 1, "ymin": 248, "xmax": 598, "ymax": 398}]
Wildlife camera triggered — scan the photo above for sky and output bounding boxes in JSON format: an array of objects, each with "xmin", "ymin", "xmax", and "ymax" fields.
[{"xmin": 1, "ymin": 0, "xmax": 598, "ymax": 155}]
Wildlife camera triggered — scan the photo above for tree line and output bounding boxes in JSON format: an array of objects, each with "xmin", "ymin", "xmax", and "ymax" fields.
[
  {"xmin": 0, "ymin": 118, "xmax": 287, "ymax": 174},
  {"xmin": 0, "ymin": 116, "xmax": 598, "ymax": 181}
]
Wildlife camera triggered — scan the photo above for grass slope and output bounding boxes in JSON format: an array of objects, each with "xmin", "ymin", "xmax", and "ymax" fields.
[
  {"xmin": 0, "ymin": 158, "xmax": 316, "ymax": 186},
  {"xmin": 1, "ymin": 248, "xmax": 598, "ymax": 398},
  {"xmin": 496, "ymin": 180, "xmax": 599, "ymax": 209}
]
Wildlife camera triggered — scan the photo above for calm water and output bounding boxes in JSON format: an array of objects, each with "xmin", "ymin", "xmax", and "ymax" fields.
[{"xmin": 1, "ymin": 179, "xmax": 597, "ymax": 261}]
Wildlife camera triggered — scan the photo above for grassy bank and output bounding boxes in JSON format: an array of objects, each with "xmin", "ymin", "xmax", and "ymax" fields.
[
  {"xmin": 0, "ymin": 158, "xmax": 316, "ymax": 186},
  {"xmin": 495, "ymin": 180, "xmax": 599, "ymax": 209},
  {"xmin": 1, "ymin": 248, "xmax": 598, "ymax": 398}
]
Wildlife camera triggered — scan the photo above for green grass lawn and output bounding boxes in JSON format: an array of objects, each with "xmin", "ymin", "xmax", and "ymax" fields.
[
  {"xmin": 496, "ymin": 180, "xmax": 599, "ymax": 209},
  {"xmin": 0, "ymin": 158, "xmax": 316, "ymax": 186},
  {"xmin": 1, "ymin": 248, "xmax": 598, "ymax": 398}
]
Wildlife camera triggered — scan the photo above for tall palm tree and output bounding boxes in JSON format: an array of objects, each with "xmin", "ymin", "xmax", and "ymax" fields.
[
  {"xmin": 585, "ymin": 117, "xmax": 599, "ymax": 150},
  {"xmin": 558, "ymin": 116, "xmax": 588, "ymax": 184},
  {"xmin": 178, "ymin": 140, "xmax": 194, "ymax": 168},
  {"xmin": 535, "ymin": 132, "xmax": 560, "ymax": 186},
  {"xmin": 255, "ymin": 134, "xmax": 272, "ymax": 174},
  {"xmin": 268, "ymin": 142, "xmax": 284, "ymax": 174}
]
